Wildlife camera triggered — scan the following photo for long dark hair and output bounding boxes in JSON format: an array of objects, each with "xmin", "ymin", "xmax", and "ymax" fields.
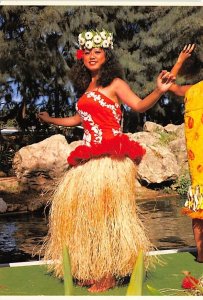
[{"xmin": 69, "ymin": 49, "xmax": 124, "ymax": 96}]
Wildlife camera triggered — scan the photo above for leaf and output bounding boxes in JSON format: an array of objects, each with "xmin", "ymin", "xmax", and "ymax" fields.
[
  {"xmin": 126, "ymin": 250, "xmax": 144, "ymax": 296},
  {"xmin": 62, "ymin": 244, "xmax": 74, "ymax": 296},
  {"xmin": 147, "ymin": 284, "xmax": 163, "ymax": 296}
]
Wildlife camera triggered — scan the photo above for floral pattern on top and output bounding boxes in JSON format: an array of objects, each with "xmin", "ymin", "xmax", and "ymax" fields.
[
  {"xmin": 67, "ymin": 91, "xmax": 146, "ymax": 166},
  {"xmin": 76, "ymin": 103, "xmax": 102, "ymax": 145},
  {"xmin": 85, "ymin": 91, "xmax": 121, "ymax": 124}
]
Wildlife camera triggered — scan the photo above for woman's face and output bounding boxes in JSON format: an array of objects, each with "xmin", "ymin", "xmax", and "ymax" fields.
[{"xmin": 83, "ymin": 48, "xmax": 106, "ymax": 73}]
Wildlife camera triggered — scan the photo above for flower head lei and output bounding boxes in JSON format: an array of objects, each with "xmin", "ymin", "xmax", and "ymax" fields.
[{"xmin": 76, "ymin": 29, "xmax": 113, "ymax": 60}]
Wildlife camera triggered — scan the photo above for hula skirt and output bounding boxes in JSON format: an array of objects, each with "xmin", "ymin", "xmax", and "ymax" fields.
[{"xmin": 43, "ymin": 155, "xmax": 153, "ymax": 281}]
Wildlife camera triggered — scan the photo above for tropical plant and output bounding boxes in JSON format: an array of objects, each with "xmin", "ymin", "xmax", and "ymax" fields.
[{"xmin": 62, "ymin": 245, "xmax": 74, "ymax": 296}]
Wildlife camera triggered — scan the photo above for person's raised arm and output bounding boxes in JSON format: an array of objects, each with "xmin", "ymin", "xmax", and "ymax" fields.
[
  {"xmin": 38, "ymin": 112, "xmax": 81, "ymax": 127},
  {"xmin": 168, "ymin": 44, "xmax": 195, "ymax": 96},
  {"xmin": 114, "ymin": 70, "xmax": 175, "ymax": 113},
  {"xmin": 171, "ymin": 44, "xmax": 195, "ymax": 77}
]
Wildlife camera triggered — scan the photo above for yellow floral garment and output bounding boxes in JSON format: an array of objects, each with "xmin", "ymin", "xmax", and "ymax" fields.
[{"xmin": 182, "ymin": 81, "xmax": 203, "ymax": 219}]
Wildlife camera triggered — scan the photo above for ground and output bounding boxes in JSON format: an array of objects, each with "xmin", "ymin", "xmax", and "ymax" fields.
[{"xmin": 0, "ymin": 177, "xmax": 49, "ymax": 213}]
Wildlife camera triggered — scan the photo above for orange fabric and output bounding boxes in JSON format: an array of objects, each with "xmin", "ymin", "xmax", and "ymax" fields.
[
  {"xmin": 183, "ymin": 81, "xmax": 203, "ymax": 218},
  {"xmin": 181, "ymin": 207, "xmax": 203, "ymax": 219}
]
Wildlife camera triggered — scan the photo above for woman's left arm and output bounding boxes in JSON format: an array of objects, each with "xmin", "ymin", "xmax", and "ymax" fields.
[
  {"xmin": 114, "ymin": 71, "xmax": 175, "ymax": 113},
  {"xmin": 171, "ymin": 44, "xmax": 195, "ymax": 77}
]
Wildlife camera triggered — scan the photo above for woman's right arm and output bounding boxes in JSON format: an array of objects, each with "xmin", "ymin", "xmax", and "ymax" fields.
[{"xmin": 38, "ymin": 112, "xmax": 82, "ymax": 127}]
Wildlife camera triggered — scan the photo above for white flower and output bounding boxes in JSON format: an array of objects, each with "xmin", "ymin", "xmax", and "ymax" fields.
[
  {"xmin": 100, "ymin": 31, "xmax": 107, "ymax": 40},
  {"xmin": 109, "ymin": 41, "xmax": 114, "ymax": 49},
  {"xmin": 107, "ymin": 36, "xmax": 112, "ymax": 43},
  {"xmin": 85, "ymin": 40, "xmax": 93, "ymax": 49},
  {"xmin": 79, "ymin": 37, "xmax": 85, "ymax": 45},
  {"xmin": 102, "ymin": 40, "xmax": 109, "ymax": 48},
  {"xmin": 85, "ymin": 31, "xmax": 93, "ymax": 40},
  {"xmin": 93, "ymin": 34, "xmax": 102, "ymax": 44},
  {"xmin": 78, "ymin": 33, "xmax": 82, "ymax": 40}
]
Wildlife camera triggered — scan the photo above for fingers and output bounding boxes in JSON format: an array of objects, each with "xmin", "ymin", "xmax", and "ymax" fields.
[
  {"xmin": 182, "ymin": 43, "xmax": 196, "ymax": 54},
  {"xmin": 159, "ymin": 70, "xmax": 176, "ymax": 84}
]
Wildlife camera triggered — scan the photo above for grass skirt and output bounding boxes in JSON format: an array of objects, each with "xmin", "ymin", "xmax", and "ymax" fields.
[{"xmin": 43, "ymin": 156, "xmax": 153, "ymax": 281}]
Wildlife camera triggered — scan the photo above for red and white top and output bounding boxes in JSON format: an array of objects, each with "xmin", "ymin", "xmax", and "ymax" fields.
[{"xmin": 67, "ymin": 91, "xmax": 146, "ymax": 166}]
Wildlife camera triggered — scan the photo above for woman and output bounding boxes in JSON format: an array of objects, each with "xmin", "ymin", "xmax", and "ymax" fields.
[
  {"xmin": 169, "ymin": 44, "xmax": 203, "ymax": 263},
  {"xmin": 39, "ymin": 29, "xmax": 175, "ymax": 292}
]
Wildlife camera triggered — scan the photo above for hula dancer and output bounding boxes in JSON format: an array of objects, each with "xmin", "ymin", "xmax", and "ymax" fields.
[
  {"xmin": 38, "ymin": 29, "xmax": 175, "ymax": 292},
  {"xmin": 170, "ymin": 44, "xmax": 203, "ymax": 262}
]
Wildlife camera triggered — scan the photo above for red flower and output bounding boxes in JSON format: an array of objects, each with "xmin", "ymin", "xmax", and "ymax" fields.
[
  {"xmin": 76, "ymin": 49, "xmax": 84, "ymax": 60},
  {"xmin": 182, "ymin": 274, "xmax": 199, "ymax": 290}
]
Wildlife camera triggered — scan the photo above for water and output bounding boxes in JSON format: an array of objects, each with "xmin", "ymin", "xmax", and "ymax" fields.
[{"xmin": 0, "ymin": 197, "xmax": 195, "ymax": 264}]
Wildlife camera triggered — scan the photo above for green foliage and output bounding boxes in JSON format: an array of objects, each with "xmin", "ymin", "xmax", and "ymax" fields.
[
  {"xmin": 147, "ymin": 284, "xmax": 163, "ymax": 295},
  {"xmin": 162, "ymin": 186, "xmax": 173, "ymax": 194},
  {"xmin": 156, "ymin": 130, "xmax": 177, "ymax": 146},
  {"xmin": 4, "ymin": 119, "xmax": 17, "ymax": 127},
  {"xmin": 0, "ymin": 6, "xmax": 202, "ymax": 131},
  {"xmin": 126, "ymin": 250, "xmax": 144, "ymax": 295},
  {"xmin": 62, "ymin": 245, "xmax": 74, "ymax": 296},
  {"xmin": 0, "ymin": 134, "xmax": 20, "ymax": 174},
  {"xmin": 176, "ymin": 175, "xmax": 191, "ymax": 196}
]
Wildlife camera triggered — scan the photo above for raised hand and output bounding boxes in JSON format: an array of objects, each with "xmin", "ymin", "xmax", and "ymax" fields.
[
  {"xmin": 177, "ymin": 44, "xmax": 195, "ymax": 64},
  {"xmin": 157, "ymin": 70, "xmax": 176, "ymax": 93}
]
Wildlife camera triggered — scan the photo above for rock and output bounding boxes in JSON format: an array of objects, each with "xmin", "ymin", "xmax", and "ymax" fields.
[
  {"xmin": 7, "ymin": 203, "xmax": 22, "ymax": 212},
  {"xmin": 0, "ymin": 198, "xmax": 7, "ymax": 213},
  {"xmin": 129, "ymin": 132, "xmax": 160, "ymax": 146},
  {"xmin": 169, "ymin": 137, "xmax": 189, "ymax": 175},
  {"xmin": 13, "ymin": 134, "xmax": 73, "ymax": 191},
  {"xmin": 27, "ymin": 200, "xmax": 45, "ymax": 212},
  {"xmin": 175, "ymin": 123, "xmax": 185, "ymax": 138},
  {"xmin": 130, "ymin": 131, "xmax": 180, "ymax": 184},
  {"xmin": 0, "ymin": 171, "xmax": 7, "ymax": 178},
  {"xmin": 143, "ymin": 121, "xmax": 164, "ymax": 133},
  {"xmin": 137, "ymin": 144, "xmax": 180, "ymax": 184},
  {"xmin": 164, "ymin": 123, "xmax": 179, "ymax": 133}
]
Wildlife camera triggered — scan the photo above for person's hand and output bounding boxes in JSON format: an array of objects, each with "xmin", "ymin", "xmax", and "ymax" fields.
[
  {"xmin": 177, "ymin": 44, "xmax": 195, "ymax": 64},
  {"xmin": 37, "ymin": 111, "xmax": 51, "ymax": 123},
  {"xmin": 156, "ymin": 70, "xmax": 176, "ymax": 93}
]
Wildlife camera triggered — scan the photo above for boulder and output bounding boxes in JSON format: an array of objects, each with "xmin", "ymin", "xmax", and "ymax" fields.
[
  {"xmin": 169, "ymin": 137, "xmax": 189, "ymax": 175},
  {"xmin": 129, "ymin": 131, "xmax": 160, "ymax": 146},
  {"xmin": 130, "ymin": 131, "xmax": 180, "ymax": 184},
  {"xmin": 13, "ymin": 134, "xmax": 78, "ymax": 191},
  {"xmin": 143, "ymin": 121, "xmax": 164, "ymax": 133},
  {"xmin": 137, "ymin": 144, "xmax": 180, "ymax": 184},
  {"xmin": 164, "ymin": 123, "xmax": 180, "ymax": 133},
  {"xmin": 0, "ymin": 171, "xmax": 7, "ymax": 178},
  {"xmin": 0, "ymin": 198, "xmax": 7, "ymax": 213}
]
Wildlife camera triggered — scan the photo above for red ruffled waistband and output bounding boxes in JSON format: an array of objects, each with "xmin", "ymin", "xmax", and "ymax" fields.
[{"xmin": 67, "ymin": 135, "xmax": 146, "ymax": 166}]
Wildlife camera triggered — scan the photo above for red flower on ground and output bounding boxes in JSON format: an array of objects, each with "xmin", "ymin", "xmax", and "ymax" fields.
[{"xmin": 181, "ymin": 271, "xmax": 199, "ymax": 290}]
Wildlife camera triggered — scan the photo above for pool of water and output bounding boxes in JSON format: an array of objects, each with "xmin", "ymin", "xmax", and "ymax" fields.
[{"xmin": 0, "ymin": 196, "xmax": 195, "ymax": 264}]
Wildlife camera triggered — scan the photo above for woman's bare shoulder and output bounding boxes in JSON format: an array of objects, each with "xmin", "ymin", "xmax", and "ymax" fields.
[{"xmin": 110, "ymin": 78, "xmax": 129, "ymax": 91}]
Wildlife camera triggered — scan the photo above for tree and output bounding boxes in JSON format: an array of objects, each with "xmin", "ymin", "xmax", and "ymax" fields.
[{"xmin": 0, "ymin": 6, "xmax": 202, "ymax": 132}]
